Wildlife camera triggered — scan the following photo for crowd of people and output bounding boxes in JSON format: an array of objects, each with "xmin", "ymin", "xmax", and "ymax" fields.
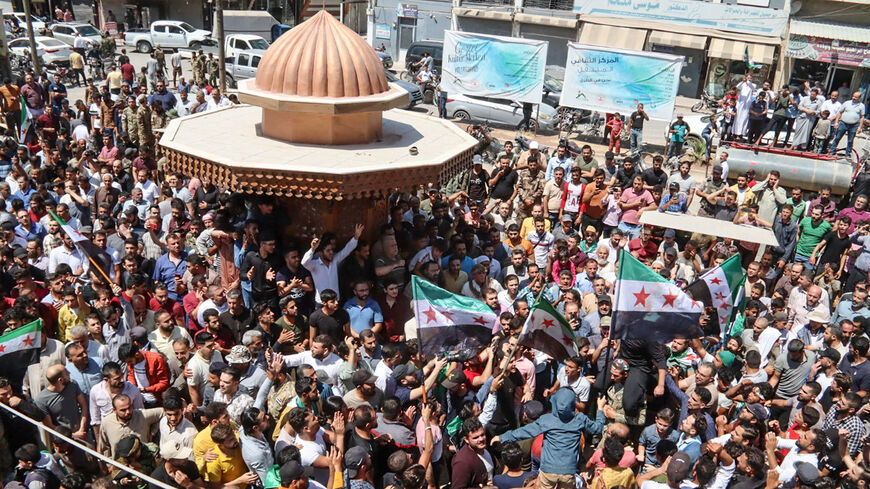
[{"xmin": 0, "ymin": 30, "xmax": 868, "ymax": 489}]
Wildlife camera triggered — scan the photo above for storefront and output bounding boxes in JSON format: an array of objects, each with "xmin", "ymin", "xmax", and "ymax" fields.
[
  {"xmin": 704, "ymin": 39, "xmax": 778, "ymax": 97},
  {"xmin": 646, "ymin": 31, "xmax": 707, "ymax": 98},
  {"xmin": 786, "ymin": 19, "xmax": 870, "ymax": 99}
]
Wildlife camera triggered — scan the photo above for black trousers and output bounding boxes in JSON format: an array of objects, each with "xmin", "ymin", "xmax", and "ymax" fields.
[{"xmin": 594, "ymin": 363, "xmax": 652, "ymax": 418}]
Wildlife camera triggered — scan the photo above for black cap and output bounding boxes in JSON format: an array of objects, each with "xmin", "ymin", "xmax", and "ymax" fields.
[
  {"xmin": 669, "ymin": 182, "xmax": 680, "ymax": 190},
  {"xmin": 208, "ymin": 361, "xmax": 228, "ymax": 376},
  {"xmin": 441, "ymin": 368, "xmax": 466, "ymax": 389},
  {"xmin": 351, "ymin": 369, "xmax": 377, "ymax": 387},
  {"xmin": 279, "ymin": 460, "xmax": 313, "ymax": 485}
]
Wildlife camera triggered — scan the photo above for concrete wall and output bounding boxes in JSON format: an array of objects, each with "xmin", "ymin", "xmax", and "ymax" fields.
[
  {"xmin": 371, "ymin": 0, "xmax": 452, "ymax": 58},
  {"xmin": 518, "ymin": 22, "xmax": 573, "ymax": 66},
  {"xmin": 455, "ymin": 16, "xmax": 512, "ymax": 37}
]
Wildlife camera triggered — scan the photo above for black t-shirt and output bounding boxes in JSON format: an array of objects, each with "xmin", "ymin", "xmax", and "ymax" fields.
[
  {"xmin": 309, "ymin": 308, "xmax": 350, "ymax": 345},
  {"xmin": 468, "ymin": 168, "xmax": 490, "ymax": 202},
  {"xmin": 490, "ymin": 168, "xmax": 518, "ymax": 200},
  {"xmin": 149, "ymin": 460, "xmax": 202, "ymax": 489},
  {"xmin": 277, "ymin": 264, "xmax": 315, "ymax": 315},
  {"xmin": 641, "ymin": 168, "xmax": 667, "ymax": 188},
  {"xmin": 629, "ymin": 111, "xmax": 646, "ymax": 130},
  {"xmin": 818, "ymin": 231, "xmax": 851, "ymax": 270},
  {"xmin": 616, "ymin": 168, "xmax": 637, "ymax": 189}
]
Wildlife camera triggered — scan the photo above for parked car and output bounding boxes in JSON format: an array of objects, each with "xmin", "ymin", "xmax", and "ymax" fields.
[
  {"xmin": 385, "ymin": 69, "xmax": 422, "ymax": 109},
  {"xmin": 9, "ymin": 36, "xmax": 72, "ymax": 66},
  {"xmin": 123, "ymin": 20, "xmax": 213, "ymax": 53},
  {"xmin": 4, "ymin": 12, "xmax": 47, "ymax": 32},
  {"xmin": 50, "ymin": 22, "xmax": 101, "ymax": 47},
  {"xmin": 226, "ymin": 34, "xmax": 269, "ymax": 59},
  {"xmin": 404, "ymin": 40, "xmax": 443, "ymax": 72},
  {"xmin": 224, "ymin": 49, "xmax": 264, "ymax": 88},
  {"xmin": 445, "ymin": 93, "xmax": 558, "ymax": 131}
]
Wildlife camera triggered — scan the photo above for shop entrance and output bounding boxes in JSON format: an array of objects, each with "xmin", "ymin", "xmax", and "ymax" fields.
[
  {"xmin": 651, "ymin": 45, "xmax": 704, "ymax": 98},
  {"xmin": 829, "ymin": 67, "xmax": 855, "ymax": 95}
]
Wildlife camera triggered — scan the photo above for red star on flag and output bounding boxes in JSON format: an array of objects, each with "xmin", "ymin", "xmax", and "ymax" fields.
[
  {"xmin": 422, "ymin": 307, "xmax": 438, "ymax": 323},
  {"xmin": 633, "ymin": 287, "xmax": 651, "ymax": 307},
  {"xmin": 562, "ymin": 336, "xmax": 575, "ymax": 346},
  {"xmin": 718, "ymin": 301, "xmax": 731, "ymax": 310},
  {"xmin": 473, "ymin": 316, "xmax": 488, "ymax": 326},
  {"xmin": 541, "ymin": 318, "xmax": 556, "ymax": 328},
  {"xmin": 662, "ymin": 290, "xmax": 679, "ymax": 308},
  {"xmin": 440, "ymin": 310, "xmax": 454, "ymax": 321},
  {"xmin": 714, "ymin": 292, "xmax": 728, "ymax": 302},
  {"xmin": 0, "ymin": 344, "xmax": 5, "ymax": 353},
  {"xmin": 21, "ymin": 335, "xmax": 35, "ymax": 347},
  {"xmin": 709, "ymin": 277, "xmax": 722, "ymax": 285},
  {"xmin": 691, "ymin": 300, "xmax": 702, "ymax": 309}
]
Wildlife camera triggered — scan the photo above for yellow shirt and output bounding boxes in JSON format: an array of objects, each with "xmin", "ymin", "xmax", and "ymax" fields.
[
  {"xmin": 519, "ymin": 216, "xmax": 551, "ymax": 239},
  {"xmin": 204, "ymin": 445, "xmax": 248, "ymax": 489},
  {"xmin": 57, "ymin": 303, "xmax": 90, "ymax": 342},
  {"xmin": 193, "ymin": 424, "xmax": 216, "ymax": 471},
  {"xmin": 69, "ymin": 51, "xmax": 84, "ymax": 70}
]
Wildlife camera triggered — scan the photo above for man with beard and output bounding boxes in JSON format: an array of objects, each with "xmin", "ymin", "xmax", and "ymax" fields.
[
  {"xmin": 186, "ymin": 331, "xmax": 224, "ymax": 408},
  {"xmin": 488, "ymin": 154, "xmax": 518, "ymax": 213},
  {"xmin": 34, "ymin": 364, "xmax": 88, "ymax": 441},
  {"xmin": 283, "ymin": 334, "xmax": 344, "ymax": 384},
  {"xmin": 147, "ymin": 309, "xmax": 192, "ymax": 359},
  {"xmin": 98, "ymin": 393, "xmax": 163, "ymax": 457},
  {"xmin": 343, "ymin": 369, "xmax": 385, "ymax": 409},
  {"xmin": 393, "ymin": 357, "xmax": 448, "ymax": 404},
  {"xmin": 219, "ymin": 289, "xmax": 253, "ymax": 345}
]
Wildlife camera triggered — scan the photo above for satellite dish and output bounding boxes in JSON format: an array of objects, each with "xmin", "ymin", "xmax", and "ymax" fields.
[{"xmin": 792, "ymin": 0, "xmax": 802, "ymax": 14}]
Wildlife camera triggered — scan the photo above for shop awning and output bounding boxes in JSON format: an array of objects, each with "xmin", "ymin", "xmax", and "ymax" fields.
[
  {"xmin": 648, "ymin": 31, "xmax": 707, "ymax": 51},
  {"xmin": 790, "ymin": 19, "xmax": 870, "ymax": 44},
  {"xmin": 708, "ymin": 38, "xmax": 777, "ymax": 64},
  {"xmin": 578, "ymin": 24, "xmax": 647, "ymax": 51}
]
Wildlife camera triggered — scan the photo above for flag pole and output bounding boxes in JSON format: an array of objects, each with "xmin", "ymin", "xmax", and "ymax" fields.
[
  {"xmin": 87, "ymin": 255, "xmax": 115, "ymax": 286},
  {"xmin": 501, "ymin": 278, "xmax": 546, "ymax": 373},
  {"xmin": 599, "ymin": 250, "xmax": 627, "ymax": 402}
]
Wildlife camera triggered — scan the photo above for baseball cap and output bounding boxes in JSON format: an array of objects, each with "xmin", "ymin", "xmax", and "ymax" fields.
[
  {"xmin": 585, "ymin": 225, "xmax": 597, "ymax": 235},
  {"xmin": 427, "ymin": 185, "xmax": 440, "ymax": 194},
  {"xmin": 712, "ymin": 165, "xmax": 723, "ymax": 174},
  {"xmin": 667, "ymin": 452, "xmax": 692, "ymax": 482},
  {"xmin": 820, "ymin": 347, "xmax": 841, "ymax": 364},
  {"xmin": 160, "ymin": 442, "xmax": 193, "ymax": 460},
  {"xmin": 472, "ymin": 154, "xmax": 482, "ymax": 165},
  {"xmin": 669, "ymin": 181, "xmax": 680, "ymax": 190},
  {"xmin": 280, "ymin": 460, "xmax": 314, "ymax": 484},
  {"xmin": 129, "ymin": 326, "xmax": 148, "ymax": 343},
  {"xmin": 351, "ymin": 369, "xmax": 378, "ymax": 387},
  {"xmin": 208, "ymin": 361, "xmax": 228, "ymax": 376},
  {"xmin": 562, "ymin": 214, "xmax": 573, "ymax": 222},
  {"xmin": 12, "ymin": 247, "xmax": 27, "ymax": 258},
  {"xmin": 605, "ymin": 151, "xmax": 614, "ymax": 160},
  {"xmin": 772, "ymin": 311, "xmax": 788, "ymax": 322},
  {"xmin": 344, "ymin": 446, "xmax": 369, "ymax": 478},
  {"xmin": 529, "ymin": 141, "xmax": 539, "ymax": 150},
  {"xmin": 612, "ymin": 359, "xmax": 630, "ymax": 372},
  {"xmin": 441, "ymin": 369, "xmax": 467, "ymax": 389},
  {"xmin": 664, "ymin": 229, "xmax": 676, "ymax": 238},
  {"xmin": 795, "ymin": 461, "xmax": 819, "ymax": 484},
  {"xmin": 746, "ymin": 403, "xmax": 769, "ymax": 421},
  {"xmin": 664, "ymin": 246, "xmax": 678, "ymax": 257},
  {"xmin": 226, "ymin": 345, "xmax": 253, "ymax": 364},
  {"xmin": 391, "ymin": 363, "xmax": 416, "ymax": 381},
  {"xmin": 597, "ymin": 294, "xmax": 612, "ymax": 304}
]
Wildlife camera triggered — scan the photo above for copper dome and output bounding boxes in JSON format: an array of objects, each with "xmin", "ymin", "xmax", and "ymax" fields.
[{"xmin": 254, "ymin": 10, "xmax": 389, "ymax": 98}]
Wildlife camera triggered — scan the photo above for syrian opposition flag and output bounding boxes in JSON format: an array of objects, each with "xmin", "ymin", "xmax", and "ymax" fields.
[
  {"xmin": 684, "ymin": 254, "xmax": 746, "ymax": 336},
  {"xmin": 0, "ymin": 319, "xmax": 42, "ymax": 388},
  {"xmin": 519, "ymin": 298, "xmax": 578, "ymax": 363},
  {"xmin": 411, "ymin": 276, "xmax": 497, "ymax": 358},
  {"xmin": 612, "ymin": 250, "xmax": 704, "ymax": 343},
  {"xmin": 48, "ymin": 209, "xmax": 114, "ymax": 280},
  {"xmin": 19, "ymin": 94, "xmax": 32, "ymax": 142}
]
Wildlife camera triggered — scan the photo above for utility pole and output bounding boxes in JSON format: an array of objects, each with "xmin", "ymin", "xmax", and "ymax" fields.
[
  {"xmin": 22, "ymin": 0, "xmax": 40, "ymax": 73},
  {"xmin": 216, "ymin": 0, "xmax": 226, "ymax": 93},
  {"xmin": 0, "ymin": 10, "xmax": 12, "ymax": 81}
]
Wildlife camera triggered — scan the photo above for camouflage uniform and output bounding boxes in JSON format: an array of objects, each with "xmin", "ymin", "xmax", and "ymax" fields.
[
  {"xmin": 515, "ymin": 168, "xmax": 545, "ymax": 220},
  {"xmin": 207, "ymin": 54, "xmax": 218, "ymax": 86},
  {"xmin": 122, "ymin": 106, "xmax": 138, "ymax": 146},
  {"xmin": 136, "ymin": 103, "xmax": 153, "ymax": 153},
  {"xmin": 154, "ymin": 46, "xmax": 166, "ymax": 75}
]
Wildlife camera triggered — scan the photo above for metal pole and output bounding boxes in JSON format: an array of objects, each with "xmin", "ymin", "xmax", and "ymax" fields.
[
  {"xmin": 22, "ymin": 0, "xmax": 40, "ymax": 73},
  {"xmin": 216, "ymin": 0, "xmax": 226, "ymax": 93},
  {"xmin": 0, "ymin": 10, "xmax": 12, "ymax": 82}
]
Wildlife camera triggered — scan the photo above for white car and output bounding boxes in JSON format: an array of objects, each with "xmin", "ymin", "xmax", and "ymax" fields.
[
  {"xmin": 445, "ymin": 93, "xmax": 558, "ymax": 131},
  {"xmin": 9, "ymin": 36, "xmax": 73, "ymax": 66},
  {"xmin": 4, "ymin": 12, "xmax": 47, "ymax": 32},
  {"xmin": 226, "ymin": 34, "xmax": 269, "ymax": 59},
  {"xmin": 50, "ymin": 22, "xmax": 101, "ymax": 47}
]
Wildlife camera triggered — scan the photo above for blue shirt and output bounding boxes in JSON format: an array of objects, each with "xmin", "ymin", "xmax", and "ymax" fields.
[
  {"xmin": 48, "ymin": 82, "xmax": 67, "ymax": 109},
  {"xmin": 441, "ymin": 254, "xmax": 474, "ymax": 275},
  {"xmin": 153, "ymin": 251, "xmax": 188, "ymax": 301},
  {"xmin": 343, "ymin": 297, "xmax": 384, "ymax": 334},
  {"xmin": 546, "ymin": 155, "xmax": 572, "ymax": 181},
  {"xmin": 66, "ymin": 357, "xmax": 104, "ymax": 395},
  {"xmin": 658, "ymin": 193, "xmax": 688, "ymax": 213},
  {"xmin": 148, "ymin": 89, "xmax": 177, "ymax": 111},
  {"xmin": 12, "ymin": 187, "xmax": 36, "ymax": 209},
  {"xmin": 573, "ymin": 273, "xmax": 599, "ymax": 294},
  {"xmin": 15, "ymin": 221, "xmax": 46, "ymax": 241}
]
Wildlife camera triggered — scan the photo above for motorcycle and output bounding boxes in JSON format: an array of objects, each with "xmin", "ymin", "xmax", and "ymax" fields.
[
  {"xmin": 514, "ymin": 132, "xmax": 550, "ymax": 155},
  {"xmin": 419, "ymin": 70, "xmax": 438, "ymax": 104},
  {"xmin": 691, "ymin": 89, "xmax": 720, "ymax": 113},
  {"xmin": 53, "ymin": 66, "xmax": 77, "ymax": 87}
]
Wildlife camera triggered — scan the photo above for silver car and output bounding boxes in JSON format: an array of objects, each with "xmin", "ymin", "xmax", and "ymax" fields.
[
  {"xmin": 385, "ymin": 70, "xmax": 422, "ymax": 109},
  {"xmin": 445, "ymin": 93, "xmax": 558, "ymax": 131}
]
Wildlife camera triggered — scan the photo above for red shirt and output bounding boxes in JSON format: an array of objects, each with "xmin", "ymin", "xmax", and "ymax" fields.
[
  {"xmin": 376, "ymin": 293, "xmax": 412, "ymax": 342},
  {"xmin": 628, "ymin": 238, "xmax": 658, "ymax": 260},
  {"xmin": 120, "ymin": 63, "xmax": 135, "ymax": 80},
  {"xmin": 183, "ymin": 292, "xmax": 202, "ymax": 334},
  {"xmin": 149, "ymin": 297, "xmax": 185, "ymax": 325}
]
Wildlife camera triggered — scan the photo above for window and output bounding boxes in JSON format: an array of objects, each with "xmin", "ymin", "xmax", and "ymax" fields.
[
  {"xmin": 78, "ymin": 25, "xmax": 99, "ymax": 36},
  {"xmin": 179, "ymin": 23, "xmax": 196, "ymax": 33},
  {"xmin": 9, "ymin": 40, "xmax": 24, "ymax": 48},
  {"xmin": 238, "ymin": 53, "xmax": 250, "ymax": 66},
  {"xmin": 252, "ymin": 56, "xmax": 260, "ymax": 68},
  {"xmin": 168, "ymin": 26, "xmax": 183, "ymax": 34},
  {"xmin": 250, "ymin": 39, "xmax": 269, "ymax": 50},
  {"xmin": 154, "ymin": 25, "xmax": 167, "ymax": 33}
]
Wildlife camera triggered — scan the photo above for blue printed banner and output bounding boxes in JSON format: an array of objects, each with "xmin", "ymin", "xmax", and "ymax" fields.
[
  {"xmin": 442, "ymin": 31, "xmax": 547, "ymax": 105},
  {"xmin": 559, "ymin": 43, "xmax": 683, "ymax": 121}
]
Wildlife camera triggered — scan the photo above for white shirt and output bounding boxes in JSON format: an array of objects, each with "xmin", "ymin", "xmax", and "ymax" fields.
[
  {"xmin": 48, "ymin": 244, "xmax": 86, "ymax": 275},
  {"xmin": 72, "ymin": 123, "xmax": 89, "ymax": 141},
  {"xmin": 159, "ymin": 416, "xmax": 198, "ymax": 449},
  {"xmin": 73, "ymin": 36, "xmax": 87, "ymax": 49},
  {"xmin": 206, "ymin": 96, "xmax": 231, "ymax": 111},
  {"xmin": 283, "ymin": 351, "xmax": 344, "ymax": 384},
  {"xmin": 295, "ymin": 429, "xmax": 330, "ymax": 485},
  {"xmin": 776, "ymin": 438, "xmax": 818, "ymax": 482},
  {"xmin": 170, "ymin": 52, "xmax": 183, "ymax": 68},
  {"xmin": 373, "ymin": 360, "xmax": 395, "ymax": 397},
  {"xmin": 133, "ymin": 359, "xmax": 156, "ymax": 402},
  {"xmin": 176, "ymin": 99, "xmax": 195, "ymax": 117},
  {"xmin": 556, "ymin": 365, "xmax": 591, "ymax": 402},
  {"xmin": 135, "ymin": 179, "xmax": 160, "ymax": 204},
  {"xmin": 186, "ymin": 350, "xmax": 224, "ymax": 392},
  {"xmin": 301, "ymin": 237, "xmax": 358, "ymax": 303},
  {"xmin": 197, "ymin": 299, "xmax": 229, "ymax": 326},
  {"xmin": 89, "ymin": 381, "xmax": 144, "ymax": 425},
  {"xmin": 821, "ymin": 99, "xmax": 843, "ymax": 121}
]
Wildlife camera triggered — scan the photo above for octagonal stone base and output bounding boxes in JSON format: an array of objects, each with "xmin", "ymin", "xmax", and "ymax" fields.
[{"xmin": 262, "ymin": 108, "xmax": 383, "ymax": 145}]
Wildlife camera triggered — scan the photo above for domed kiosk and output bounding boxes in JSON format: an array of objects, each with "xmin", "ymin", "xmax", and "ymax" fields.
[{"xmin": 159, "ymin": 11, "xmax": 477, "ymax": 238}]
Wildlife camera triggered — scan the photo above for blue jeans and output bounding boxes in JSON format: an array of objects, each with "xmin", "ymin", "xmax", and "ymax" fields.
[
  {"xmin": 795, "ymin": 253, "xmax": 814, "ymax": 272},
  {"xmin": 830, "ymin": 121, "xmax": 859, "ymax": 157},
  {"xmin": 629, "ymin": 128, "xmax": 643, "ymax": 157},
  {"xmin": 702, "ymin": 133, "xmax": 713, "ymax": 158},
  {"xmin": 618, "ymin": 221, "xmax": 642, "ymax": 240}
]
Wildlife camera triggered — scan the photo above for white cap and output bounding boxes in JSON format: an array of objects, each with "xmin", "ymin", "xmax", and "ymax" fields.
[
  {"xmin": 472, "ymin": 154, "xmax": 482, "ymax": 165},
  {"xmin": 529, "ymin": 141, "xmax": 539, "ymax": 150}
]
